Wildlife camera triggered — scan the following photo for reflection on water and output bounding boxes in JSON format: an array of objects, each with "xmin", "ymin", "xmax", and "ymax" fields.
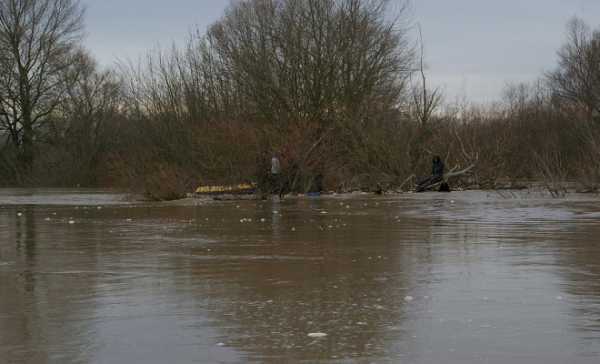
[{"xmin": 1, "ymin": 190, "xmax": 600, "ymax": 363}]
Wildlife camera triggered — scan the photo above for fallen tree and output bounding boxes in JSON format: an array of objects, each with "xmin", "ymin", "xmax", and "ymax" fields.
[{"xmin": 416, "ymin": 164, "xmax": 476, "ymax": 192}]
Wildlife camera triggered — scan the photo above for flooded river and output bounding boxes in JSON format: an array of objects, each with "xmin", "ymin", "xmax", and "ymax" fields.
[{"xmin": 1, "ymin": 189, "xmax": 600, "ymax": 363}]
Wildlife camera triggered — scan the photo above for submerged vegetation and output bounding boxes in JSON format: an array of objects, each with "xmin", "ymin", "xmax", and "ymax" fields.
[{"xmin": 1, "ymin": 0, "xmax": 599, "ymax": 199}]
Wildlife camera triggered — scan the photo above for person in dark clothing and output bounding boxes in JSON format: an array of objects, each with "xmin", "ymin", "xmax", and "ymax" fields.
[
  {"xmin": 313, "ymin": 173, "xmax": 324, "ymax": 193},
  {"xmin": 416, "ymin": 156, "xmax": 447, "ymax": 192},
  {"xmin": 432, "ymin": 155, "xmax": 444, "ymax": 177}
]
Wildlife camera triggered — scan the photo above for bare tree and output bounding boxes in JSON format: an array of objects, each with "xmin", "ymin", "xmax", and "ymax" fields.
[
  {"xmin": 410, "ymin": 24, "xmax": 441, "ymax": 127},
  {"xmin": 0, "ymin": 0, "xmax": 85, "ymax": 174},
  {"xmin": 203, "ymin": 0, "xmax": 414, "ymax": 190},
  {"xmin": 207, "ymin": 0, "xmax": 413, "ymax": 126},
  {"xmin": 53, "ymin": 51, "xmax": 122, "ymax": 183},
  {"xmin": 547, "ymin": 17, "xmax": 600, "ymax": 119}
]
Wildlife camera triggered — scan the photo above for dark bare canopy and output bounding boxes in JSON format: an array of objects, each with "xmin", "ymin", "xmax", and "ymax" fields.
[
  {"xmin": 547, "ymin": 18, "xmax": 600, "ymax": 118},
  {"xmin": 0, "ymin": 0, "xmax": 85, "ymax": 172},
  {"xmin": 206, "ymin": 0, "xmax": 414, "ymax": 126}
]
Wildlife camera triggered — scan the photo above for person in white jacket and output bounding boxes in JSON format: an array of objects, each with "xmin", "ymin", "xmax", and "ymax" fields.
[{"xmin": 270, "ymin": 154, "xmax": 284, "ymax": 198}]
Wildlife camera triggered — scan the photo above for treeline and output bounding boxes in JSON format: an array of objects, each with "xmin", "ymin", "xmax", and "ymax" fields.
[{"xmin": 0, "ymin": 0, "xmax": 599, "ymax": 199}]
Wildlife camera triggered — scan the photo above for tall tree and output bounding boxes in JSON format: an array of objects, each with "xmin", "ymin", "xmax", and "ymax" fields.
[
  {"xmin": 547, "ymin": 17, "xmax": 600, "ymax": 119},
  {"xmin": 0, "ymin": 0, "xmax": 85, "ymax": 174},
  {"xmin": 207, "ymin": 0, "xmax": 413, "ymax": 127}
]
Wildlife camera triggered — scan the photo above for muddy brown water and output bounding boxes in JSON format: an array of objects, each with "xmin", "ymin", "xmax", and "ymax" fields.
[{"xmin": 1, "ymin": 188, "xmax": 600, "ymax": 363}]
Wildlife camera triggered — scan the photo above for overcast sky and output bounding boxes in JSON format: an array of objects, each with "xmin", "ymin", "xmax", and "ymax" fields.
[{"xmin": 82, "ymin": 0, "xmax": 600, "ymax": 104}]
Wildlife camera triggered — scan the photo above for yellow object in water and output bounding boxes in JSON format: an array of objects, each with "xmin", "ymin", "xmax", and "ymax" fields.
[{"xmin": 195, "ymin": 183, "xmax": 256, "ymax": 194}]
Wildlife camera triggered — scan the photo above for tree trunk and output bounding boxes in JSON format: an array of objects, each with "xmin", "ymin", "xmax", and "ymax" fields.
[{"xmin": 20, "ymin": 112, "xmax": 34, "ymax": 176}]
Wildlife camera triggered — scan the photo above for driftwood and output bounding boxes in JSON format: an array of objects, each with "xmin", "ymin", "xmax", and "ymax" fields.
[
  {"xmin": 444, "ymin": 164, "xmax": 476, "ymax": 178},
  {"xmin": 398, "ymin": 174, "xmax": 416, "ymax": 191}
]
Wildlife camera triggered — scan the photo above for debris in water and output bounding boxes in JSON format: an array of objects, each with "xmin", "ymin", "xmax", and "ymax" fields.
[
  {"xmin": 45, "ymin": 217, "xmax": 51, "ymax": 221},
  {"xmin": 17, "ymin": 212, "xmax": 23, "ymax": 217},
  {"xmin": 404, "ymin": 296, "xmax": 414, "ymax": 302},
  {"xmin": 68, "ymin": 220, "xmax": 75, "ymax": 224},
  {"xmin": 216, "ymin": 342, "xmax": 226, "ymax": 347},
  {"xmin": 260, "ymin": 218, "xmax": 266, "ymax": 222},
  {"xmin": 320, "ymin": 211, "xmax": 328, "ymax": 214},
  {"xmin": 556, "ymin": 296, "xmax": 564, "ymax": 300},
  {"xmin": 307, "ymin": 332, "xmax": 327, "ymax": 338},
  {"xmin": 291, "ymin": 227, "xmax": 296, "ymax": 231}
]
